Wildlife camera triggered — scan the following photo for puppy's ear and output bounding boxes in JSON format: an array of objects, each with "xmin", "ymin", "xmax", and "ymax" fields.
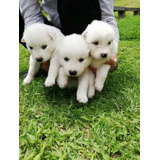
[
  {"xmin": 55, "ymin": 48, "xmax": 60, "ymax": 56},
  {"xmin": 47, "ymin": 32, "xmax": 54, "ymax": 40},
  {"xmin": 47, "ymin": 28, "xmax": 55, "ymax": 40},
  {"xmin": 82, "ymin": 30, "xmax": 88, "ymax": 39},
  {"xmin": 55, "ymin": 48, "xmax": 59, "ymax": 54},
  {"xmin": 21, "ymin": 36, "xmax": 25, "ymax": 43}
]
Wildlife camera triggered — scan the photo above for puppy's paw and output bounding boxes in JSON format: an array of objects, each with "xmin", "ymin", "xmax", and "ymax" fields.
[
  {"xmin": 95, "ymin": 81, "xmax": 104, "ymax": 92},
  {"xmin": 88, "ymin": 89, "xmax": 95, "ymax": 99},
  {"xmin": 77, "ymin": 95, "xmax": 88, "ymax": 104},
  {"xmin": 58, "ymin": 78, "xmax": 67, "ymax": 89},
  {"xmin": 44, "ymin": 78, "xmax": 55, "ymax": 87},
  {"xmin": 23, "ymin": 76, "xmax": 33, "ymax": 86}
]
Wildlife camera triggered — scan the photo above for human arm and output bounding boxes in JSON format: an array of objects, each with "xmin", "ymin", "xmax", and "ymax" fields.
[
  {"xmin": 99, "ymin": 0, "xmax": 119, "ymax": 71},
  {"xmin": 19, "ymin": 0, "xmax": 44, "ymax": 29},
  {"xmin": 99, "ymin": 0, "xmax": 119, "ymax": 52}
]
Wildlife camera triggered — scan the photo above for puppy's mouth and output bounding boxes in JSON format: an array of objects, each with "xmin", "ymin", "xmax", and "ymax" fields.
[
  {"xmin": 37, "ymin": 61, "xmax": 44, "ymax": 63},
  {"xmin": 66, "ymin": 73, "xmax": 78, "ymax": 77},
  {"xmin": 69, "ymin": 75, "xmax": 78, "ymax": 77}
]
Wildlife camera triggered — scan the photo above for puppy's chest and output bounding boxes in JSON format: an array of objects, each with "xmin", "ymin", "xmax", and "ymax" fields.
[{"xmin": 90, "ymin": 59, "xmax": 107, "ymax": 69}]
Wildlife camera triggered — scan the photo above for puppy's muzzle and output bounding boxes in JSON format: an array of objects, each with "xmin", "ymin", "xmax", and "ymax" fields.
[
  {"xmin": 101, "ymin": 53, "xmax": 107, "ymax": 58},
  {"xmin": 69, "ymin": 70, "xmax": 77, "ymax": 76},
  {"xmin": 36, "ymin": 58, "xmax": 43, "ymax": 62}
]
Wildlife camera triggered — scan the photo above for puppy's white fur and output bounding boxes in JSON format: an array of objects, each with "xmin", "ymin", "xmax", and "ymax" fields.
[
  {"xmin": 22, "ymin": 23, "xmax": 64, "ymax": 86},
  {"xmin": 82, "ymin": 20, "xmax": 117, "ymax": 91},
  {"xmin": 57, "ymin": 34, "xmax": 95, "ymax": 103}
]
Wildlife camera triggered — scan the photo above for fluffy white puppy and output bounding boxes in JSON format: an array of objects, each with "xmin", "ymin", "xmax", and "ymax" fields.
[
  {"xmin": 57, "ymin": 34, "xmax": 95, "ymax": 103},
  {"xmin": 82, "ymin": 20, "xmax": 117, "ymax": 91},
  {"xmin": 21, "ymin": 23, "xmax": 64, "ymax": 86}
]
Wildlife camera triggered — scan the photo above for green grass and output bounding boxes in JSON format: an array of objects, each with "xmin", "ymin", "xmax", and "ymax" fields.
[
  {"xmin": 114, "ymin": 0, "xmax": 140, "ymax": 7},
  {"xmin": 117, "ymin": 15, "xmax": 140, "ymax": 41},
  {"xmin": 19, "ymin": 15, "xmax": 140, "ymax": 160}
]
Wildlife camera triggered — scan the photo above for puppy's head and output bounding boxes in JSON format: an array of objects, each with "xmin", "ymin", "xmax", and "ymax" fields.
[
  {"xmin": 82, "ymin": 20, "xmax": 117, "ymax": 60},
  {"xmin": 57, "ymin": 34, "xmax": 91, "ymax": 77},
  {"xmin": 21, "ymin": 23, "xmax": 61, "ymax": 63}
]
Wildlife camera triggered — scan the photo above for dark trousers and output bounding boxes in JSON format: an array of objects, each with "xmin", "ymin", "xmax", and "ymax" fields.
[
  {"xmin": 57, "ymin": 0, "xmax": 101, "ymax": 35},
  {"xmin": 19, "ymin": 0, "xmax": 101, "ymax": 45}
]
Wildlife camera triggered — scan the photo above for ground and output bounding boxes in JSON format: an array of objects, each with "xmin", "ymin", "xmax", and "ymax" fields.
[{"xmin": 19, "ymin": 11, "xmax": 140, "ymax": 160}]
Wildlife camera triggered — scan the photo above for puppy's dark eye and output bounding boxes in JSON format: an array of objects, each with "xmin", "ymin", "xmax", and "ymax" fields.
[
  {"xmin": 108, "ymin": 41, "xmax": 111, "ymax": 45},
  {"xmin": 29, "ymin": 46, "xmax": 33, "ymax": 50},
  {"xmin": 42, "ymin": 45, "xmax": 47, "ymax": 49},
  {"xmin": 79, "ymin": 58, "xmax": 84, "ymax": 62},
  {"xmin": 64, "ymin": 57, "xmax": 69, "ymax": 62},
  {"xmin": 92, "ymin": 41, "xmax": 99, "ymax": 45}
]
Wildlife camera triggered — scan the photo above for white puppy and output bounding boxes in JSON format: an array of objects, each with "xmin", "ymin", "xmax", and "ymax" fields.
[
  {"xmin": 21, "ymin": 23, "xmax": 64, "ymax": 86},
  {"xmin": 57, "ymin": 34, "xmax": 95, "ymax": 103},
  {"xmin": 82, "ymin": 20, "xmax": 117, "ymax": 91}
]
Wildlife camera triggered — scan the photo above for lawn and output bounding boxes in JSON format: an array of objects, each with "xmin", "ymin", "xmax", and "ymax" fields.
[
  {"xmin": 114, "ymin": 0, "xmax": 140, "ymax": 7},
  {"xmin": 19, "ymin": 14, "xmax": 140, "ymax": 160}
]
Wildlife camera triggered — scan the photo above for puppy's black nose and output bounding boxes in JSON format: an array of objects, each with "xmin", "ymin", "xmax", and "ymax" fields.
[
  {"xmin": 69, "ymin": 70, "xmax": 77, "ymax": 76},
  {"xmin": 36, "ymin": 58, "xmax": 43, "ymax": 62},
  {"xmin": 101, "ymin": 53, "xmax": 107, "ymax": 58}
]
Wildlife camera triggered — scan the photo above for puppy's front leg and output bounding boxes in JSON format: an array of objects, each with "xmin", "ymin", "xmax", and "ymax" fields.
[
  {"xmin": 23, "ymin": 55, "xmax": 40, "ymax": 85},
  {"xmin": 44, "ymin": 55, "xmax": 59, "ymax": 87},
  {"xmin": 57, "ymin": 66, "xmax": 68, "ymax": 88},
  {"xmin": 95, "ymin": 64, "xmax": 110, "ymax": 92},
  {"xmin": 77, "ymin": 69, "xmax": 89, "ymax": 103},
  {"xmin": 88, "ymin": 70, "xmax": 95, "ymax": 98}
]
